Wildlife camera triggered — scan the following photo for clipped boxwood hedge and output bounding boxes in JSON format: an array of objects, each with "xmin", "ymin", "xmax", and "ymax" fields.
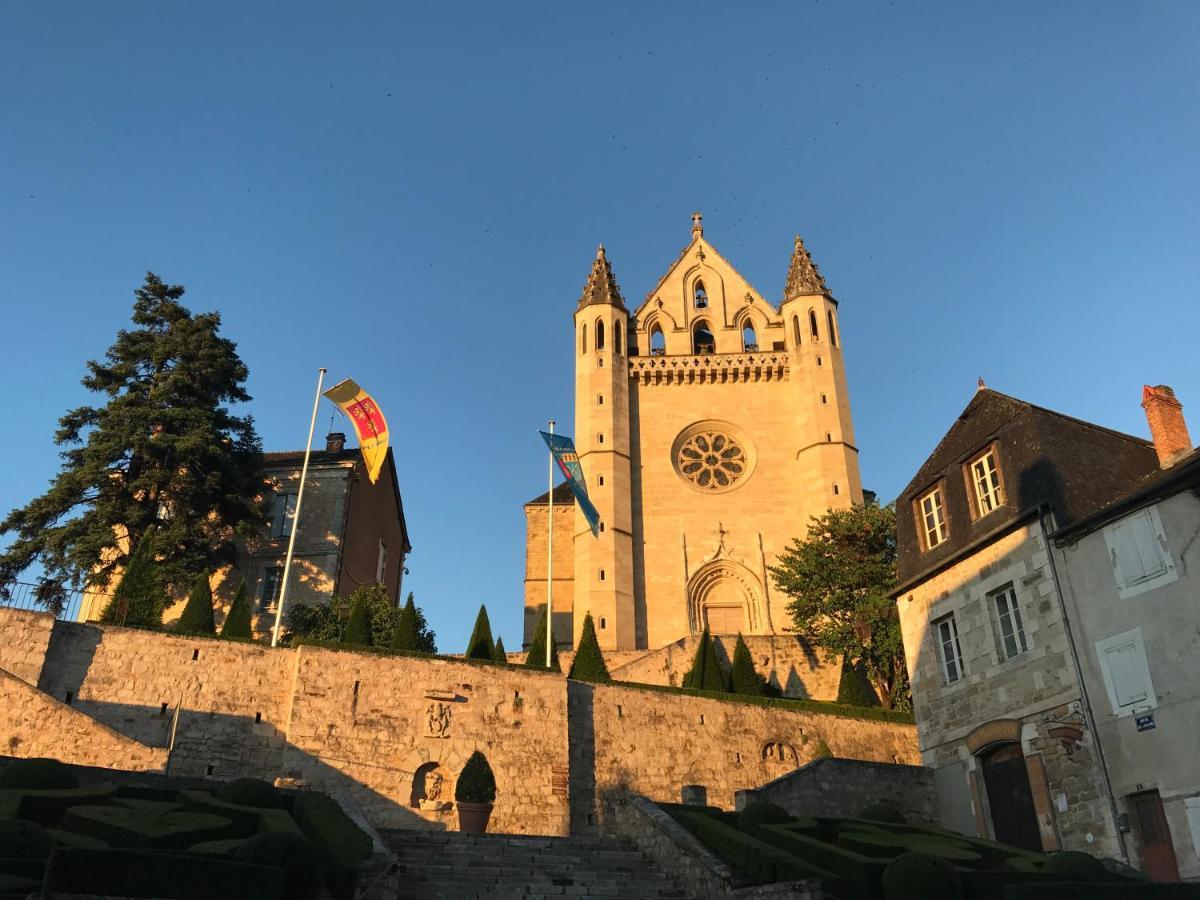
[
  {"xmin": 757, "ymin": 825, "xmax": 886, "ymax": 900},
  {"xmin": 6, "ymin": 784, "xmax": 116, "ymax": 826},
  {"xmin": 43, "ymin": 847, "xmax": 289, "ymax": 900},
  {"xmin": 60, "ymin": 805, "xmax": 237, "ymax": 850},
  {"xmin": 0, "ymin": 758, "xmax": 78, "ymax": 790},
  {"xmin": 672, "ymin": 809, "xmax": 834, "ymax": 887},
  {"xmin": 961, "ymin": 868, "xmax": 1073, "ymax": 900},
  {"xmin": 291, "ymin": 791, "xmax": 372, "ymax": 900},
  {"xmin": 1004, "ymin": 885, "xmax": 1200, "ymax": 899},
  {"xmin": 178, "ymin": 790, "xmax": 264, "ymax": 833}
]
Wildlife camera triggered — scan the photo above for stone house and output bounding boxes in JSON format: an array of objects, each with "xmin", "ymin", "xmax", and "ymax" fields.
[
  {"xmin": 78, "ymin": 432, "xmax": 411, "ymax": 633},
  {"xmin": 524, "ymin": 213, "xmax": 861, "ymax": 654},
  {"xmin": 1048, "ymin": 386, "xmax": 1200, "ymax": 881},
  {"xmin": 891, "ymin": 385, "xmax": 1163, "ymax": 862}
]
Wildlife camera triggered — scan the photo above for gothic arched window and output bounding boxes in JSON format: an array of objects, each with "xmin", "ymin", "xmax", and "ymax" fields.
[
  {"xmin": 793, "ymin": 315, "xmax": 802, "ymax": 345},
  {"xmin": 827, "ymin": 310, "xmax": 838, "ymax": 347},
  {"xmin": 694, "ymin": 280, "xmax": 709, "ymax": 310},
  {"xmin": 596, "ymin": 320, "xmax": 605, "ymax": 351},
  {"xmin": 742, "ymin": 322, "xmax": 757, "ymax": 352},
  {"xmin": 693, "ymin": 320, "xmax": 715, "ymax": 355},
  {"xmin": 615, "ymin": 321, "xmax": 623, "ymax": 355},
  {"xmin": 809, "ymin": 309, "xmax": 819, "ymax": 340},
  {"xmin": 581, "ymin": 323, "xmax": 588, "ymax": 354},
  {"xmin": 650, "ymin": 324, "xmax": 665, "ymax": 356}
]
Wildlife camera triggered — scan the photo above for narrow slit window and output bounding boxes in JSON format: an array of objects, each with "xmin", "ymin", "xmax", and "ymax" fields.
[
  {"xmin": 809, "ymin": 309, "xmax": 819, "ymax": 339},
  {"xmin": 793, "ymin": 316, "xmax": 802, "ymax": 345},
  {"xmin": 650, "ymin": 324, "xmax": 665, "ymax": 356},
  {"xmin": 581, "ymin": 323, "xmax": 587, "ymax": 354},
  {"xmin": 596, "ymin": 320, "xmax": 605, "ymax": 351},
  {"xmin": 615, "ymin": 322, "xmax": 623, "ymax": 355},
  {"xmin": 827, "ymin": 310, "xmax": 838, "ymax": 347},
  {"xmin": 742, "ymin": 322, "xmax": 758, "ymax": 352}
]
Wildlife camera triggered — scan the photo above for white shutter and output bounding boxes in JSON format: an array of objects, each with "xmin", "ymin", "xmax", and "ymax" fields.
[
  {"xmin": 1127, "ymin": 510, "xmax": 1166, "ymax": 582},
  {"xmin": 1105, "ymin": 641, "xmax": 1148, "ymax": 707}
]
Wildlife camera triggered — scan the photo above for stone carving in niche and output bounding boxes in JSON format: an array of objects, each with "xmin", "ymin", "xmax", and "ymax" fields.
[
  {"xmin": 761, "ymin": 741, "xmax": 799, "ymax": 776},
  {"xmin": 410, "ymin": 762, "xmax": 453, "ymax": 811},
  {"xmin": 426, "ymin": 702, "xmax": 451, "ymax": 739}
]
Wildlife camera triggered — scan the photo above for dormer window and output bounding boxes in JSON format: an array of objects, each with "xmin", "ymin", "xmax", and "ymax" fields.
[
  {"xmin": 694, "ymin": 280, "xmax": 709, "ymax": 309},
  {"xmin": 917, "ymin": 487, "xmax": 948, "ymax": 550},
  {"xmin": 969, "ymin": 449, "xmax": 1003, "ymax": 517}
]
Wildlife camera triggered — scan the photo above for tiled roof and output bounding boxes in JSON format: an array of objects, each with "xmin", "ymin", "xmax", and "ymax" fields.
[
  {"xmin": 782, "ymin": 235, "xmax": 832, "ymax": 300},
  {"xmin": 578, "ymin": 245, "xmax": 626, "ymax": 310},
  {"xmin": 525, "ymin": 483, "xmax": 577, "ymax": 507},
  {"xmin": 263, "ymin": 448, "xmax": 360, "ymax": 467}
]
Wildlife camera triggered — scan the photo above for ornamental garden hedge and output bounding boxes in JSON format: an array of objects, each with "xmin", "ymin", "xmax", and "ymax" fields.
[
  {"xmin": 0, "ymin": 758, "xmax": 372, "ymax": 900},
  {"xmin": 662, "ymin": 799, "xmax": 1200, "ymax": 900}
]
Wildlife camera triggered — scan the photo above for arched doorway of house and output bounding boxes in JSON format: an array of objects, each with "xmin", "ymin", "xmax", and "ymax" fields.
[{"xmin": 980, "ymin": 742, "xmax": 1041, "ymax": 851}]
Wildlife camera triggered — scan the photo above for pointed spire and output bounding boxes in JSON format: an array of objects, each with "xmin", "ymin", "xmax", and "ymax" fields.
[
  {"xmin": 782, "ymin": 234, "xmax": 831, "ymax": 301},
  {"xmin": 578, "ymin": 244, "xmax": 626, "ymax": 309}
]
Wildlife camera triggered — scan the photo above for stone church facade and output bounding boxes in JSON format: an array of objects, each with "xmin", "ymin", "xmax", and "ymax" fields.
[{"xmin": 524, "ymin": 214, "xmax": 862, "ymax": 652}]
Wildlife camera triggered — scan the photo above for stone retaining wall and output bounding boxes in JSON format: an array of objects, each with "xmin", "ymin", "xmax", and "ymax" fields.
[
  {"xmin": 745, "ymin": 756, "xmax": 937, "ymax": 823},
  {"xmin": 0, "ymin": 607, "xmax": 56, "ymax": 686}
]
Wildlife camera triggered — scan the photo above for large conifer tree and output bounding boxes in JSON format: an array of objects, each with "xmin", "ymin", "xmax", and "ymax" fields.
[
  {"xmin": 0, "ymin": 273, "xmax": 264, "ymax": 610},
  {"xmin": 220, "ymin": 580, "xmax": 253, "ymax": 639},
  {"xmin": 567, "ymin": 613, "xmax": 610, "ymax": 683},
  {"xmin": 523, "ymin": 606, "xmax": 561, "ymax": 672},
  {"xmin": 464, "ymin": 604, "xmax": 495, "ymax": 661},
  {"xmin": 175, "ymin": 572, "xmax": 216, "ymax": 635}
]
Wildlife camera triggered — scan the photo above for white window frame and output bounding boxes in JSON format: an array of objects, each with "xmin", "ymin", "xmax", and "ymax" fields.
[
  {"xmin": 259, "ymin": 565, "xmax": 284, "ymax": 611},
  {"xmin": 271, "ymin": 492, "xmax": 298, "ymax": 539},
  {"xmin": 1095, "ymin": 627, "xmax": 1156, "ymax": 717},
  {"xmin": 1103, "ymin": 505, "xmax": 1177, "ymax": 600},
  {"xmin": 919, "ymin": 487, "xmax": 948, "ymax": 550},
  {"xmin": 989, "ymin": 583, "xmax": 1029, "ymax": 661},
  {"xmin": 969, "ymin": 449, "xmax": 1003, "ymax": 517},
  {"xmin": 933, "ymin": 613, "xmax": 965, "ymax": 685}
]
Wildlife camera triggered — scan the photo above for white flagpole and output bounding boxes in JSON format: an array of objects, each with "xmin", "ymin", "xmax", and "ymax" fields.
[
  {"xmin": 272, "ymin": 367, "xmax": 327, "ymax": 648},
  {"xmin": 546, "ymin": 419, "xmax": 554, "ymax": 668}
]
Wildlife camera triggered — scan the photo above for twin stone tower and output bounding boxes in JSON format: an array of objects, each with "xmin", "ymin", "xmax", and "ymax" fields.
[{"xmin": 522, "ymin": 213, "xmax": 862, "ymax": 654}]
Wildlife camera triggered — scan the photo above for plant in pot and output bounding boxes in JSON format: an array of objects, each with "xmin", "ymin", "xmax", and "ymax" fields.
[{"xmin": 455, "ymin": 751, "xmax": 497, "ymax": 834}]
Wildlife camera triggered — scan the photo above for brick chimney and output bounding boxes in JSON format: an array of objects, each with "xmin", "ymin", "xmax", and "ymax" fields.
[
  {"xmin": 325, "ymin": 432, "xmax": 347, "ymax": 453},
  {"xmin": 1142, "ymin": 385, "xmax": 1192, "ymax": 467}
]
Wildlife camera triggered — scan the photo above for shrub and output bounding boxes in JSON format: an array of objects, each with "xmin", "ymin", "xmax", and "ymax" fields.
[
  {"xmin": 1044, "ymin": 850, "xmax": 1112, "ymax": 881},
  {"xmin": 492, "ymin": 635, "xmax": 508, "ymax": 665},
  {"xmin": 0, "ymin": 758, "xmax": 79, "ymax": 790},
  {"xmin": 672, "ymin": 809, "xmax": 832, "ymax": 887},
  {"xmin": 342, "ymin": 595, "xmax": 372, "ymax": 646},
  {"xmin": 59, "ymin": 806, "xmax": 236, "ymax": 849},
  {"xmin": 568, "ymin": 613, "xmax": 611, "ymax": 682},
  {"xmin": 48, "ymin": 826, "xmax": 109, "ymax": 848},
  {"xmin": 99, "ymin": 527, "xmax": 165, "ymax": 628},
  {"xmin": 682, "ymin": 628, "xmax": 728, "ymax": 692},
  {"xmin": 221, "ymin": 580, "xmax": 253, "ymax": 639},
  {"xmin": 177, "ymin": 790, "xmax": 264, "ymax": 833},
  {"xmin": 813, "ymin": 738, "xmax": 834, "ymax": 759},
  {"xmin": 455, "ymin": 751, "xmax": 497, "ymax": 804},
  {"xmin": 838, "ymin": 658, "xmax": 881, "ymax": 706},
  {"xmin": 730, "ymin": 634, "xmax": 769, "ymax": 696},
  {"xmin": 175, "ymin": 573, "xmax": 216, "ymax": 635},
  {"xmin": 42, "ymin": 847, "xmax": 288, "ymax": 900},
  {"xmin": 464, "ymin": 605, "xmax": 496, "ymax": 661},
  {"xmin": 216, "ymin": 778, "xmax": 280, "ymax": 809},
  {"xmin": 390, "ymin": 593, "xmax": 420, "ymax": 651},
  {"xmin": 882, "ymin": 851, "xmax": 964, "ymax": 900},
  {"xmin": 291, "ymin": 791, "xmax": 373, "ymax": 900},
  {"xmin": 738, "ymin": 800, "xmax": 791, "ymax": 833},
  {"xmin": 859, "ymin": 802, "xmax": 905, "ymax": 824},
  {"xmin": 0, "ymin": 820, "xmax": 58, "ymax": 859},
  {"xmin": 755, "ymin": 824, "xmax": 885, "ymax": 899},
  {"xmin": 523, "ymin": 606, "xmax": 561, "ymax": 671},
  {"xmin": 234, "ymin": 831, "xmax": 325, "ymax": 900},
  {"xmin": 189, "ymin": 837, "xmax": 245, "ymax": 856},
  {"xmin": 839, "ymin": 830, "xmax": 908, "ymax": 858}
]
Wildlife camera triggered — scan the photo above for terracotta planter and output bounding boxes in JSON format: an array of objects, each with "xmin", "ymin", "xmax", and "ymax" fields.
[{"xmin": 457, "ymin": 801, "xmax": 493, "ymax": 834}]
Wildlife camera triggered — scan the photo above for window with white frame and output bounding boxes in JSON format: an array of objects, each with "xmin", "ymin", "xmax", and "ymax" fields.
[
  {"xmin": 259, "ymin": 566, "xmax": 284, "ymax": 610},
  {"xmin": 933, "ymin": 613, "xmax": 965, "ymax": 684},
  {"xmin": 1095, "ymin": 627, "xmax": 1156, "ymax": 716},
  {"xmin": 376, "ymin": 540, "xmax": 387, "ymax": 584},
  {"xmin": 1103, "ymin": 505, "xmax": 1176, "ymax": 599},
  {"xmin": 918, "ymin": 487, "xmax": 948, "ymax": 550},
  {"xmin": 969, "ymin": 449, "xmax": 1003, "ymax": 516},
  {"xmin": 989, "ymin": 584, "xmax": 1028, "ymax": 661},
  {"xmin": 270, "ymin": 492, "xmax": 298, "ymax": 539}
]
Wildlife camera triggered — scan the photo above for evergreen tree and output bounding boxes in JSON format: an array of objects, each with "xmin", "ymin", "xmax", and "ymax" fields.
[
  {"xmin": 492, "ymin": 636, "xmax": 508, "ymax": 664},
  {"xmin": 390, "ymin": 593, "xmax": 421, "ymax": 651},
  {"xmin": 682, "ymin": 628, "xmax": 727, "ymax": 692},
  {"xmin": 99, "ymin": 528, "xmax": 166, "ymax": 628},
  {"xmin": 0, "ymin": 273, "xmax": 265, "ymax": 611},
  {"xmin": 342, "ymin": 594, "xmax": 372, "ymax": 645},
  {"xmin": 523, "ymin": 605, "xmax": 561, "ymax": 671},
  {"xmin": 836, "ymin": 658, "xmax": 881, "ymax": 707},
  {"xmin": 409, "ymin": 595, "xmax": 438, "ymax": 654},
  {"xmin": 464, "ymin": 604, "xmax": 495, "ymax": 661},
  {"xmin": 567, "ymin": 613, "xmax": 610, "ymax": 682},
  {"xmin": 730, "ymin": 633, "xmax": 769, "ymax": 696},
  {"xmin": 175, "ymin": 572, "xmax": 216, "ymax": 635},
  {"xmin": 221, "ymin": 580, "xmax": 253, "ymax": 639}
]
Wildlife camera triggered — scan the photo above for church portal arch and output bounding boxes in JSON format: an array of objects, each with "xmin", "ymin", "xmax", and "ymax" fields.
[{"xmin": 687, "ymin": 557, "xmax": 767, "ymax": 636}]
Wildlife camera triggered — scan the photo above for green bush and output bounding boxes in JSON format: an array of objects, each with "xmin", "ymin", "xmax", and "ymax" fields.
[
  {"xmin": 234, "ymin": 831, "xmax": 325, "ymax": 900},
  {"xmin": 221, "ymin": 580, "xmax": 253, "ymax": 639},
  {"xmin": 672, "ymin": 809, "xmax": 833, "ymax": 887},
  {"xmin": 59, "ymin": 806, "xmax": 236, "ymax": 849},
  {"xmin": 838, "ymin": 658, "xmax": 881, "ymax": 707},
  {"xmin": 755, "ymin": 825, "xmax": 885, "ymax": 900},
  {"xmin": 99, "ymin": 527, "xmax": 166, "ymax": 628},
  {"xmin": 0, "ymin": 820, "xmax": 57, "ymax": 860},
  {"xmin": 216, "ymin": 778, "xmax": 280, "ymax": 809},
  {"xmin": 1045, "ymin": 850, "xmax": 1112, "ymax": 881},
  {"xmin": 0, "ymin": 758, "xmax": 78, "ymax": 790},
  {"xmin": 175, "ymin": 573, "xmax": 216, "ymax": 635},
  {"xmin": 342, "ymin": 594, "xmax": 373, "ymax": 646},
  {"xmin": 881, "ymin": 851, "xmax": 964, "ymax": 900},
  {"xmin": 291, "ymin": 791, "xmax": 372, "ymax": 900},
  {"xmin": 464, "ymin": 604, "xmax": 496, "ymax": 661},
  {"xmin": 683, "ymin": 628, "xmax": 728, "ymax": 692},
  {"xmin": 0, "ymin": 859, "xmax": 43, "ymax": 880},
  {"xmin": 568, "ymin": 612, "xmax": 611, "ymax": 682},
  {"xmin": 255, "ymin": 807, "xmax": 304, "ymax": 836},
  {"xmin": 813, "ymin": 738, "xmax": 834, "ymax": 758},
  {"xmin": 523, "ymin": 605, "xmax": 561, "ymax": 671},
  {"xmin": 42, "ymin": 847, "xmax": 289, "ymax": 900},
  {"xmin": 738, "ymin": 800, "xmax": 791, "ymax": 833},
  {"xmin": 455, "ymin": 751, "xmax": 497, "ymax": 804},
  {"xmin": 859, "ymin": 802, "xmax": 905, "ymax": 824},
  {"xmin": 492, "ymin": 635, "xmax": 508, "ymax": 664},
  {"xmin": 730, "ymin": 634, "xmax": 769, "ymax": 696}
]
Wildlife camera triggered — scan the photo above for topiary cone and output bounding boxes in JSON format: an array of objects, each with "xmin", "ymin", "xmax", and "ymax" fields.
[{"xmin": 175, "ymin": 573, "xmax": 216, "ymax": 636}]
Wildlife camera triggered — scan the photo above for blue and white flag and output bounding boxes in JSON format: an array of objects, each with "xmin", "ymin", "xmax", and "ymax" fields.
[{"xmin": 539, "ymin": 431, "xmax": 601, "ymax": 537}]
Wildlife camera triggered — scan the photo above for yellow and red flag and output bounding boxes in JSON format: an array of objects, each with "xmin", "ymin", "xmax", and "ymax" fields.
[{"xmin": 323, "ymin": 378, "xmax": 389, "ymax": 484}]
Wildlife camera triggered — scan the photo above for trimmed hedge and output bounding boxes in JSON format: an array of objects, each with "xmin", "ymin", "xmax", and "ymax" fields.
[
  {"xmin": 216, "ymin": 777, "xmax": 280, "ymax": 809},
  {"xmin": 882, "ymin": 851, "xmax": 964, "ymax": 900},
  {"xmin": 60, "ymin": 806, "xmax": 236, "ymax": 849},
  {"xmin": 671, "ymin": 809, "xmax": 835, "ymax": 887},
  {"xmin": 1005, "ymin": 886, "xmax": 1200, "ymax": 899},
  {"xmin": 961, "ymin": 868, "xmax": 1073, "ymax": 900},
  {"xmin": 455, "ymin": 751, "xmax": 497, "ymax": 804},
  {"xmin": 738, "ymin": 800, "xmax": 791, "ymax": 833},
  {"xmin": 7, "ymin": 785, "xmax": 116, "ymax": 827},
  {"xmin": 0, "ymin": 820, "xmax": 57, "ymax": 860},
  {"xmin": 43, "ymin": 847, "xmax": 289, "ymax": 900},
  {"xmin": 188, "ymin": 838, "xmax": 245, "ymax": 857},
  {"xmin": 47, "ymin": 827, "xmax": 109, "ymax": 849},
  {"xmin": 0, "ymin": 758, "xmax": 78, "ymax": 790},
  {"xmin": 291, "ymin": 792, "xmax": 372, "ymax": 900},
  {"xmin": 178, "ymin": 789, "xmax": 265, "ymax": 833},
  {"xmin": 757, "ymin": 825, "xmax": 886, "ymax": 900},
  {"xmin": 1045, "ymin": 850, "xmax": 1113, "ymax": 881},
  {"xmin": 234, "ymin": 831, "xmax": 324, "ymax": 900},
  {"xmin": 859, "ymin": 802, "xmax": 906, "ymax": 824}
]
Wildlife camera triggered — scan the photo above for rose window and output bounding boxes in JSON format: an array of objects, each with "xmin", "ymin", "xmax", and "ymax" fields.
[{"xmin": 677, "ymin": 432, "xmax": 747, "ymax": 490}]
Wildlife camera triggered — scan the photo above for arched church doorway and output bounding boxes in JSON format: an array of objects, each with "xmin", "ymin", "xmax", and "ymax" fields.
[
  {"xmin": 687, "ymin": 557, "xmax": 764, "ymax": 636},
  {"xmin": 705, "ymin": 604, "xmax": 745, "ymax": 634},
  {"xmin": 980, "ymin": 742, "xmax": 1041, "ymax": 851}
]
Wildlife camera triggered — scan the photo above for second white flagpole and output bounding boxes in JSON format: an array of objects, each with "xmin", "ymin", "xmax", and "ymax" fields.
[
  {"xmin": 272, "ymin": 367, "xmax": 326, "ymax": 648},
  {"xmin": 546, "ymin": 419, "xmax": 554, "ymax": 668}
]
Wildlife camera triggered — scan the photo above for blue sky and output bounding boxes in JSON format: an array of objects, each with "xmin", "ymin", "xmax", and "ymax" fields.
[{"xmin": 2, "ymin": 3, "xmax": 1197, "ymax": 652}]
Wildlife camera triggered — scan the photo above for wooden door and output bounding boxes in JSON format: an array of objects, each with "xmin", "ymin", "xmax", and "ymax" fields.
[
  {"xmin": 981, "ymin": 743, "xmax": 1042, "ymax": 851},
  {"xmin": 1132, "ymin": 791, "xmax": 1180, "ymax": 882}
]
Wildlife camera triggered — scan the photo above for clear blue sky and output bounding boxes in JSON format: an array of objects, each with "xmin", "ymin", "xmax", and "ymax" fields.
[{"xmin": 2, "ymin": 3, "xmax": 1197, "ymax": 651}]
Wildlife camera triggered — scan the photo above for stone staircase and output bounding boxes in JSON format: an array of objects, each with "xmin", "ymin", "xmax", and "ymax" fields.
[{"xmin": 382, "ymin": 829, "xmax": 688, "ymax": 900}]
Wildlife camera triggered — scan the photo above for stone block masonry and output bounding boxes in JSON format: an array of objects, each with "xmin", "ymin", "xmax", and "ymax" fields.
[
  {"xmin": 746, "ymin": 757, "xmax": 937, "ymax": 823},
  {"xmin": 0, "ymin": 608, "xmax": 920, "ymax": 838}
]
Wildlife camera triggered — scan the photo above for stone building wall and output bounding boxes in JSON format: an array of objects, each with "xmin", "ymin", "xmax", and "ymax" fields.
[
  {"xmin": 747, "ymin": 757, "xmax": 937, "ymax": 824},
  {"xmin": 0, "ymin": 607, "xmax": 56, "ymax": 685}
]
